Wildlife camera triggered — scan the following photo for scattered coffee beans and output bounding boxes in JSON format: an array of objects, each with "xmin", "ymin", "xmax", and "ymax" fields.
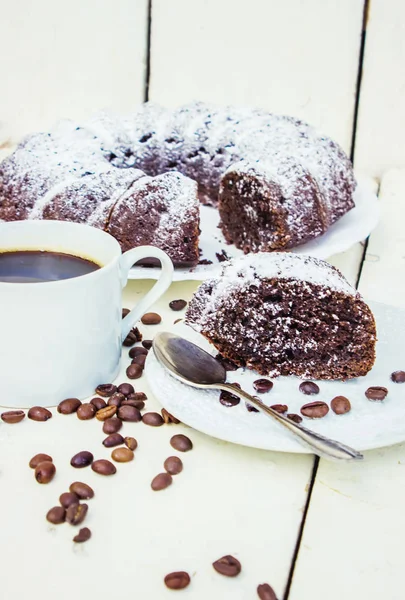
[
  {"xmin": 122, "ymin": 399, "xmax": 145, "ymax": 410},
  {"xmin": 219, "ymin": 389, "xmax": 240, "ymax": 407},
  {"xmin": 246, "ymin": 403, "xmax": 260, "ymax": 412},
  {"xmin": 91, "ymin": 459, "xmax": 116, "ymax": 476},
  {"xmin": 102, "ymin": 417, "xmax": 123, "ymax": 434},
  {"xmin": 73, "ymin": 527, "xmax": 91, "ymax": 543},
  {"xmin": 253, "ymin": 379, "xmax": 274, "ymax": 393},
  {"xmin": 141, "ymin": 312, "xmax": 161, "ymax": 325},
  {"xmin": 162, "ymin": 408, "xmax": 180, "ymax": 424},
  {"xmin": 70, "ymin": 451, "xmax": 94, "ymax": 468},
  {"xmin": 118, "ymin": 405, "xmax": 142, "ymax": 422},
  {"xmin": 46, "ymin": 506, "xmax": 66, "ymax": 524},
  {"xmin": 129, "ymin": 346, "xmax": 148, "ymax": 358},
  {"xmin": 164, "ymin": 571, "xmax": 190, "ymax": 590},
  {"xmin": 143, "ymin": 412, "xmax": 164, "ymax": 427},
  {"xmin": 69, "ymin": 482, "xmax": 94, "ymax": 500},
  {"xmin": 169, "ymin": 299, "xmax": 187, "ymax": 311},
  {"xmin": 173, "ymin": 318, "xmax": 182, "ymax": 325},
  {"xmin": 59, "ymin": 492, "xmax": 79, "ymax": 508},
  {"xmin": 212, "ymin": 555, "xmax": 241, "ymax": 577},
  {"xmin": 122, "ymin": 308, "xmax": 130, "ymax": 318},
  {"xmin": 90, "ymin": 397, "xmax": 107, "ymax": 410},
  {"xmin": 96, "ymin": 405, "xmax": 117, "ymax": 421},
  {"xmin": 164, "ymin": 456, "xmax": 183, "ymax": 475},
  {"xmin": 95, "ymin": 383, "xmax": 117, "ymax": 397},
  {"xmin": 103, "ymin": 433, "xmax": 125, "ymax": 448},
  {"xmin": 77, "ymin": 403, "xmax": 96, "ymax": 420},
  {"xmin": 117, "ymin": 382, "xmax": 134, "ymax": 396},
  {"xmin": 300, "ymin": 401, "xmax": 329, "ymax": 419},
  {"xmin": 331, "ymin": 396, "xmax": 351, "ymax": 415},
  {"xmin": 29, "ymin": 453, "xmax": 53, "ymax": 469},
  {"xmin": 123, "ymin": 326, "xmax": 142, "ymax": 347},
  {"xmin": 132, "ymin": 355, "xmax": 147, "ymax": 368},
  {"xmin": 108, "ymin": 392, "xmax": 125, "ymax": 408},
  {"xmin": 35, "ymin": 461, "xmax": 56, "ymax": 484},
  {"xmin": 287, "ymin": 413, "xmax": 303, "ymax": 424},
  {"xmin": 28, "ymin": 406, "xmax": 52, "ymax": 422},
  {"xmin": 66, "ymin": 503, "xmax": 88, "ymax": 526},
  {"xmin": 151, "ymin": 472, "xmax": 173, "ymax": 491},
  {"xmin": 270, "ymin": 404, "xmax": 288, "ymax": 414},
  {"xmin": 129, "ymin": 392, "xmax": 147, "ymax": 402},
  {"xmin": 124, "ymin": 437, "xmax": 137, "ymax": 451},
  {"xmin": 57, "ymin": 398, "xmax": 81, "ymax": 415},
  {"xmin": 1, "ymin": 410, "xmax": 25, "ymax": 424},
  {"xmin": 365, "ymin": 386, "xmax": 388, "ymax": 401},
  {"xmin": 299, "ymin": 381, "xmax": 320, "ymax": 395},
  {"xmin": 142, "ymin": 340, "xmax": 153, "ymax": 350},
  {"xmin": 257, "ymin": 583, "xmax": 278, "ymax": 600},
  {"xmin": 170, "ymin": 434, "xmax": 193, "ymax": 452},
  {"xmin": 111, "ymin": 447, "xmax": 134, "ymax": 463},
  {"xmin": 126, "ymin": 363, "xmax": 143, "ymax": 380},
  {"xmin": 391, "ymin": 370, "xmax": 405, "ymax": 383}
]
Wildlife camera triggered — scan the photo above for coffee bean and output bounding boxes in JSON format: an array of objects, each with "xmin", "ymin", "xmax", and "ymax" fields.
[
  {"xmin": 108, "ymin": 392, "xmax": 125, "ymax": 408},
  {"xmin": 164, "ymin": 571, "xmax": 190, "ymax": 590},
  {"xmin": 299, "ymin": 381, "xmax": 320, "ymax": 395},
  {"xmin": 91, "ymin": 459, "xmax": 116, "ymax": 476},
  {"xmin": 28, "ymin": 406, "xmax": 52, "ymax": 422},
  {"xmin": 142, "ymin": 340, "xmax": 153, "ymax": 350},
  {"xmin": 77, "ymin": 403, "xmax": 96, "ymax": 420},
  {"xmin": 73, "ymin": 527, "xmax": 91, "ymax": 543},
  {"xmin": 129, "ymin": 392, "xmax": 147, "ymax": 401},
  {"xmin": 246, "ymin": 403, "xmax": 259, "ymax": 412},
  {"xmin": 117, "ymin": 383, "xmax": 134, "ymax": 396},
  {"xmin": 69, "ymin": 481, "xmax": 94, "ymax": 500},
  {"xmin": 287, "ymin": 413, "xmax": 303, "ymax": 424},
  {"xmin": 365, "ymin": 386, "xmax": 388, "ymax": 401},
  {"xmin": 253, "ymin": 378, "xmax": 274, "ymax": 393},
  {"xmin": 141, "ymin": 312, "xmax": 162, "ymax": 325},
  {"xmin": 257, "ymin": 583, "xmax": 278, "ymax": 600},
  {"xmin": 90, "ymin": 397, "xmax": 107, "ymax": 410},
  {"xmin": 70, "ymin": 451, "xmax": 94, "ymax": 468},
  {"xmin": 215, "ymin": 353, "xmax": 238, "ymax": 371},
  {"xmin": 103, "ymin": 433, "xmax": 125, "ymax": 448},
  {"xmin": 162, "ymin": 408, "xmax": 180, "ymax": 424},
  {"xmin": 59, "ymin": 492, "xmax": 79, "ymax": 508},
  {"xmin": 300, "ymin": 401, "xmax": 329, "ymax": 419},
  {"xmin": 1, "ymin": 410, "xmax": 25, "ymax": 424},
  {"xmin": 129, "ymin": 346, "xmax": 148, "ymax": 358},
  {"xmin": 118, "ymin": 404, "xmax": 142, "ymax": 422},
  {"xmin": 29, "ymin": 453, "xmax": 53, "ymax": 469},
  {"xmin": 212, "ymin": 555, "xmax": 241, "ymax": 577},
  {"xmin": 331, "ymin": 396, "xmax": 351, "ymax": 415},
  {"xmin": 35, "ymin": 461, "xmax": 56, "ymax": 484},
  {"xmin": 143, "ymin": 412, "xmax": 164, "ymax": 427},
  {"xmin": 151, "ymin": 472, "xmax": 172, "ymax": 491},
  {"xmin": 57, "ymin": 398, "xmax": 81, "ymax": 415},
  {"xmin": 170, "ymin": 434, "xmax": 193, "ymax": 452},
  {"xmin": 122, "ymin": 399, "xmax": 145, "ymax": 410},
  {"xmin": 66, "ymin": 503, "xmax": 88, "ymax": 526},
  {"xmin": 164, "ymin": 456, "xmax": 183, "ymax": 475},
  {"xmin": 102, "ymin": 417, "xmax": 123, "ymax": 434},
  {"xmin": 124, "ymin": 437, "xmax": 138, "ymax": 451},
  {"xmin": 46, "ymin": 506, "xmax": 66, "ymax": 524},
  {"xmin": 169, "ymin": 299, "xmax": 187, "ymax": 311},
  {"xmin": 219, "ymin": 389, "xmax": 240, "ymax": 407},
  {"xmin": 126, "ymin": 364, "xmax": 143, "ymax": 379},
  {"xmin": 122, "ymin": 308, "xmax": 130, "ymax": 318},
  {"xmin": 123, "ymin": 326, "xmax": 143, "ymax": 347},
  {"xmin": 391, "ymin": 370, "xmax": 405, "ymax": 383},
  {"xmin": 95, "ymin": 383, "xmax": 117, "ymax": 397},
  {"xmin": 111, "ymin": 447, "xmax": 134, "ymax": 462},
  {"xmin": 132, "ymin": 354, "xmax": 147, "ymax": 368},
  {"xmin": 96, "ymin": 405, "xmax": 117, "ymax": 421},
  {"xmin": 173, "ymin": 318, "xmax": 182, "ymax": 325},
  {"xmin": 270, "ymin": 404, "xmax": 288, "ymax": 414}
]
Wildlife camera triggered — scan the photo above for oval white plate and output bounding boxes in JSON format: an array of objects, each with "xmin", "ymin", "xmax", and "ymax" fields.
[
  {"xmin": 145, "ymin": 301, "xmax": 405, "ymax": 453},
  {"xmin": 129, "ymin": 175, "xmax": 379, "ymax": 281}
]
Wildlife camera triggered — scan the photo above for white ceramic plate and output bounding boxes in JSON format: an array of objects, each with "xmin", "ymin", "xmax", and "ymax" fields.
[
  {"xmin": 129, "ymin": 175, "xmax": 380, "ymax": 281},
  {"xmin": 144, "ymin": 301, "xmax": 405, "ymax": 453}
]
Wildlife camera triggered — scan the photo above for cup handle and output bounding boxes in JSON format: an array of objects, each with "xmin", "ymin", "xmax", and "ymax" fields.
[{"xmin": 119, "ymin": 246, "xmax": 174, "ymax": 342}]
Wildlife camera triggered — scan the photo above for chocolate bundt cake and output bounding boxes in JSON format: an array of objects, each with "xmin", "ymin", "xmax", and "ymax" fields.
[
  {"xmin": 0, "ymin": 102, "xmax": 356, "ymax": 262},
  {"xmin": 185, "ymin": 254, "xmax": 376, "ymax": 380}
]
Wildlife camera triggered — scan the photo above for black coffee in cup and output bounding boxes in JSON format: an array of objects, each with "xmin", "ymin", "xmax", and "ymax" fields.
[{"xmin": 0, "ymin": 250, "xmax": 100, "ymax": 283}]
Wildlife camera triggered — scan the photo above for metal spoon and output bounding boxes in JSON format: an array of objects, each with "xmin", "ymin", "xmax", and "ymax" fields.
[{"xmin": 153, "ymin": 332, "xmax": 363, "ymax": 461}]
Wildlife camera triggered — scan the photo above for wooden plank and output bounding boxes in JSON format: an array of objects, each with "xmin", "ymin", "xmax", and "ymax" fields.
[
  {"xmin": 150, "ymin": 0, "xmax": 364, "ymax": 151},
  {"xmin": 0, "ymin": 0, "xmax": 149, "ymax": 140},
  {"xmin": 289, "ymin": 170, "xmax": 405, "ymax": 600},
  {"xmin": 355, "ymin": 0, "xmax": 405, "ymax": 176}
]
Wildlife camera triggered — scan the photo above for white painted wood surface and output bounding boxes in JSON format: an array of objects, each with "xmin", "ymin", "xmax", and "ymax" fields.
[
  {"xmin": 355, "ymin": 1, "xmax": 405, "ymax": 176},
  {"xmin": 289, "ymin": 170, "xmax": 405, "ymax": 600},
  {"xmin": 149, "ymin": 0, "xmax": 364, "ymax": 152},
  {"xmin": 0, "ymin": 0, "xmax": 148, "ymax": 140}
]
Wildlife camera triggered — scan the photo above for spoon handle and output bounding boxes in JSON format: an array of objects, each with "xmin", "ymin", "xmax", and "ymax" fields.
[{"xmin": 216, "ymin": 383, "xmax": 363, "ymax": 461}]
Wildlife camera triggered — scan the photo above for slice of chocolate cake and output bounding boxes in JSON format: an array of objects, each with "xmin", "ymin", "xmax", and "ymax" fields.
[{"xmin": 185, "ymin": 253, "xmax": 376, "ymax": 380}]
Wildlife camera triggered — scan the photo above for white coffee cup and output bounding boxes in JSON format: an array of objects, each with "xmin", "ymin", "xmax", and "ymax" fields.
[{"xmin": 0, "ymin": 220, "xmax": 174, "ymax": 408}]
